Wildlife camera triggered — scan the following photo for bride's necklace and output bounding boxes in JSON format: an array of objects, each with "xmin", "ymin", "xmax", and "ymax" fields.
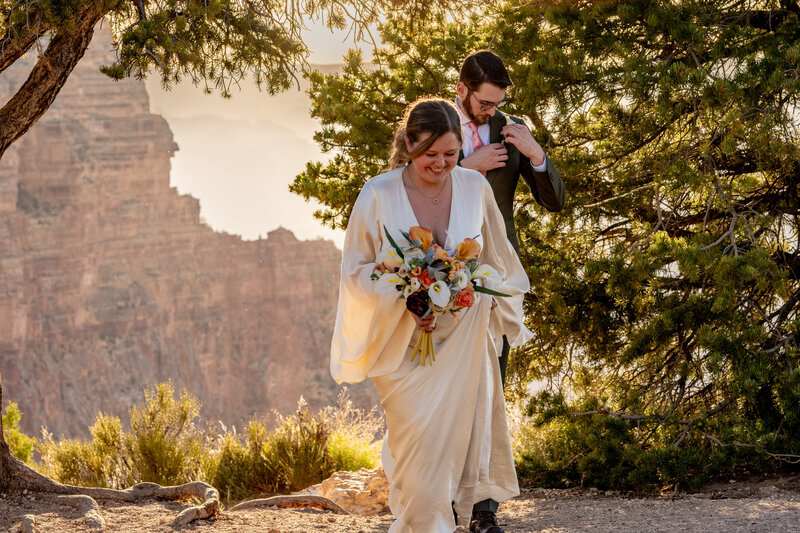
[{"xmin": 404, "ymin": 166, "xmax": 449, "ymax": 205}]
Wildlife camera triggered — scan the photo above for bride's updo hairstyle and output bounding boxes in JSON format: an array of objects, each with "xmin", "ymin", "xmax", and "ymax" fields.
[{"xmin": 387, "ymin": 97, "xmax": 463, "ymax": 170}]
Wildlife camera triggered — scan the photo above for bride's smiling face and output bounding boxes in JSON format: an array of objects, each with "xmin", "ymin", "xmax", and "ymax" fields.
[{"xmin": 406, "ymin": 131, "xmax": 460, "ymax": 185}]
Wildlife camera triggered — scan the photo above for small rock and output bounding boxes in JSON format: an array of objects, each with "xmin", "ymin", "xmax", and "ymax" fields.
[{"xmin": 319, "ymin": 468, "xmax": 390, "ymax": 515}]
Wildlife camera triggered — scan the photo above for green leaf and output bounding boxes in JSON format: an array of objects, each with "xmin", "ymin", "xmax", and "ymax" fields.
[
  {"xmin": 473, "ymin": 285, "xmax": 511, "ymax": 298},
  {"xmin": 384, "ymin": 225, "xmax": 405, "ymax": 259}
]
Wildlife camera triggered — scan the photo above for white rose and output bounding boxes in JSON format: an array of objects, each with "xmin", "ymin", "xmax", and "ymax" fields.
[{"xmin": 455, "ymin": 269, "xmax": 470, "ymax": 290}]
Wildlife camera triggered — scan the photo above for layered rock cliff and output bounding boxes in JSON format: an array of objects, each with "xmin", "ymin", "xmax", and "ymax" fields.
[{"xmin": 0, "ymin": 27, "xmax": 376, "ymax": 438}]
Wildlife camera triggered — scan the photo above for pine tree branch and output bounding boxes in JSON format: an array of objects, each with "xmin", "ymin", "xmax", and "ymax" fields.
[
  {"xmin": 568, "ymin": 397, "xmax": 734, "ymax": 427},
  {"xmin": 698, "ymin": 431, "xmax": 800, "ymax": 464},
  {"xmin": 729, "ymin": 8, "xmax": 800, "ymax": 32}
]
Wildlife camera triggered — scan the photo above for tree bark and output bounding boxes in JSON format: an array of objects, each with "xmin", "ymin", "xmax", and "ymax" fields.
[
  {"xmin": 1, "ymin": 371, "xmax": 16, "ymax": 487},
  {"xmin": 0, "ymin": 32, "xmax": 39, "ymax": 74},
  {"xmin": 0, "ymin": 3, "xmax": 104, "ymax": 160}
]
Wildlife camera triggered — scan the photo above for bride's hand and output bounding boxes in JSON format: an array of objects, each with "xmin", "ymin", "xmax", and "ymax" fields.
[{"xmin": 410, "ymin": 311, "xmax": 436, "ymax": 332}]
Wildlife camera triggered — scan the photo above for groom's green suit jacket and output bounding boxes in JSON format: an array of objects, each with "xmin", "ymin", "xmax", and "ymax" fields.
[{"xmin": 458, "ymin": 112, "xmax": 565, "ymax": 254}]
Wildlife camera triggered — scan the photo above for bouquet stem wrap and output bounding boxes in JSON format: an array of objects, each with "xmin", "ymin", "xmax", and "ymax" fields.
[{"xmin": 409, "ymin": 318, "xmax": 437, "ymax": 366}]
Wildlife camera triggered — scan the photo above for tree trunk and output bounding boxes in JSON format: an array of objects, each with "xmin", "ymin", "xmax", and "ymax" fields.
[
  {"xmin": 0, "ymin": 371, "xmax": 11, "ymax": 487},
  {"xmin": 0, "ymin": 371, "xmax": 60, "ymax": 491},
  {"xmin": 0, "ymin": 4, "xmax": 104, "ymax": 160}
]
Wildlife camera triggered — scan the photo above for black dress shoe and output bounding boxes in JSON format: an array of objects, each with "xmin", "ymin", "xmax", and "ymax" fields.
[{"xmin": 469, "ymin": 510, "xmax": 504, "ymax": 533}]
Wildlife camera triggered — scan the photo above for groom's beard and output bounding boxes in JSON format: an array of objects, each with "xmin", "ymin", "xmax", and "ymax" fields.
[{"xmin": 465, "ymin": 97, "xmax": 491, "ymax": 125}]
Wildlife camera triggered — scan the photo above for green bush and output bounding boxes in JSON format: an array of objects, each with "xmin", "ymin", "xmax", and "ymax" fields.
[
  {"xmin": 327, "ymin": 428, "xmax": 380, "ymax": 472},
  {"xmin": 261, "ymin": 404, "xmax": 333, "ymax": 492},
  {"xmin": 212, "ymin": 430, "xmax": 253, "ymax": 501},
  {"xmin": 321, "ymin": 389, "xmax": 382, "ymax": 472},
  {"xmin": 38, "ymin": 436, "xmax": 113, "ymax": 488},
  {"xmin": 127, "ymin": 382, "xmax": 205, "ymax": 485},
  {"xmin": 514, "ymin": 391, "xmax": 800, "ymax": 493},
  {"xmin": 37, "ymin": 384, "xmax": 383, "ymax": 502},
  {"xmin": 2, "ymin": 402, "xmax": 36, "ymax": 464},
  {"xmin": 39, "ymin": 382, "xmax": 214, "ymax": 489}
]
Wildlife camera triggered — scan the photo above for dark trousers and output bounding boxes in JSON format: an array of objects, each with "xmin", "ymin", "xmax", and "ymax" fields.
[{"xmin": 471, "ymin": 335, "xmax": 510, "ymax": 515}]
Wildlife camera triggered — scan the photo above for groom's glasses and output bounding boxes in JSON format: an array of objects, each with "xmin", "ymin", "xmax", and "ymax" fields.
[{"xmin": 466, "ymin": 88, "xmax": 507, "ymax": 111}]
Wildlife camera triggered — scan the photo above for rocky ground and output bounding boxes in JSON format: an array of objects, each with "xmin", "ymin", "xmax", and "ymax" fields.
[{"xmin": 2, "ymin": 476, "xmax": 800, "ymax": 532}]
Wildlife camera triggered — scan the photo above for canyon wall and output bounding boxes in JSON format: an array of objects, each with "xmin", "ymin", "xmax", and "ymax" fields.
[{"xmin": 0, "ymin": 26, "xmax": 376, "ymax": 438}]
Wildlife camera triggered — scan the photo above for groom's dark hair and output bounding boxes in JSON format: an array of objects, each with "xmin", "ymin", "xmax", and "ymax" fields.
[{"xmin": 460, "ymin": 50, "xmax": 513, "ymax": 90}]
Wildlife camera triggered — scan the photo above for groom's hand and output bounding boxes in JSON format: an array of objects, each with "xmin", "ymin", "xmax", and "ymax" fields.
[
  {"xmin": 501, "ymin": 123, "xmax": 546, "ymax": 166},
  {"xmin": 461, "ymin": 143, "xmax": 508, "ymax": 173}
]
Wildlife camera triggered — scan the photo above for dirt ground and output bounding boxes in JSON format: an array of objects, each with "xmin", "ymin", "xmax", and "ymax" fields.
[{"xmin": 2, "ymin": 476, "xmax": 800, "ymax": 532}]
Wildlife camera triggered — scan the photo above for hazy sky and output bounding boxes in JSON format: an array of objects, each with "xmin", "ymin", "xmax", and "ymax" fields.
[{"xmin": 145, "ymin": 21, "xmax": 368, "ymax": 249}]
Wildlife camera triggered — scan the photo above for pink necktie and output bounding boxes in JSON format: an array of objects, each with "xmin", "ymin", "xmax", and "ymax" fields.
[
  {"xmin": 467, "ymin": 121, "xmax": 486, "ymax": 176},
  {"xmin": 467, "ymin": 121, "xmax": 484, "ymax": 151}
]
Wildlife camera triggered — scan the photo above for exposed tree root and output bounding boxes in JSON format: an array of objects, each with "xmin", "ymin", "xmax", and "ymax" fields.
[
  {"xmin": 47, "ymin": 494, "xmax": 105, "ymax": 529},
  {"xmin": 228, "ymin": 494, "xmax": 350, "ymax": 514},
  {"xmin": 20, "ymin": 514, "xmax": 35, "ymax": 533},
  {"xmin": 0, "ymin": 374, "xmax": 219, "ymax": 529},
  {"xmin": 2, "ymin": 452, "xmax": 220, "ymax": 525}
]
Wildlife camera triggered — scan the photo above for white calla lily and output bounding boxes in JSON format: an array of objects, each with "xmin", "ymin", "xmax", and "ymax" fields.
[
  {"xmin": 375, "ymin": 272, "xmax": 405, "ymax": 294},
  {"xmin": 377, "ymin": 248, "xmax": 402, "ymax": 270},
  {"xmin": 410, "ymin": 277, "xmax": 421, "ymax": 291},
  {"xmin": 472, "ymin": 264, "xmax": 501, "ymax": 285},
  {"xmin": 428, "ymin": 280, "xmax": 451, "ymax": 308}
]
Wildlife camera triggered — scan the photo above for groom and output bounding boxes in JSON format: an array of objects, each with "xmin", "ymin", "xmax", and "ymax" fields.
[{"xmin": 455, "ymin": 50, "xmax": 565, "ymax": 533}]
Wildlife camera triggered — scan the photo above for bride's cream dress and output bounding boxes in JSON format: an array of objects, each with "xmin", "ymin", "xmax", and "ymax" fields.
[{"xmin": 330, "ymin": 165, "xmax": 532, "ymax": 532}]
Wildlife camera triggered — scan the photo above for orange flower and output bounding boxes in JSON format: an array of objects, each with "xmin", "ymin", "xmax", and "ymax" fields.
[
  {"xmin": 418, "ymin": 268, "xmax": 436, "ymax": 288},
  {"xmin": 455, "ymin": 238, "xmax": 481, "ymax": 260},
  {"xmin": 454, "ymin": 288, "xmax": 476, "ymax": 308},
  {"xmin": 432, "ymin": 245, "xmax": 452, "ymax": 262},
  {"xmin": 409, "ymin": 226, "xmax": 433, "ymax": 251}
]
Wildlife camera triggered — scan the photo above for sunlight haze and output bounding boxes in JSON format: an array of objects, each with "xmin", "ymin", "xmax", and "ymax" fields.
[{"xmin": 145, "ymin": 21, "xmax": 366, "ymax": 249}]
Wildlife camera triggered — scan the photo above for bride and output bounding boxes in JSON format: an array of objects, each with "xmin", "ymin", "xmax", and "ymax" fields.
[{"xmin": 330, "ymin": 97, "xmax": 532, "ymax": 533}]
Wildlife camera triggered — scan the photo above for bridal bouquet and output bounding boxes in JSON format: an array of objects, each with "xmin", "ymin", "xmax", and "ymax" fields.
[{"xmin": 371, "ymin": 226, "xmax": 509, "ymax": 366}]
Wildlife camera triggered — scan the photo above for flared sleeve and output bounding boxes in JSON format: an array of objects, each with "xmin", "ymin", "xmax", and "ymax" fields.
[
  {"xmin": 479, "ymin": 179, "xmax": 534, "ymax": 349},
  {"xmin": 330, "ymin": 180, "xmax": 415, "ymax": 383}
]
